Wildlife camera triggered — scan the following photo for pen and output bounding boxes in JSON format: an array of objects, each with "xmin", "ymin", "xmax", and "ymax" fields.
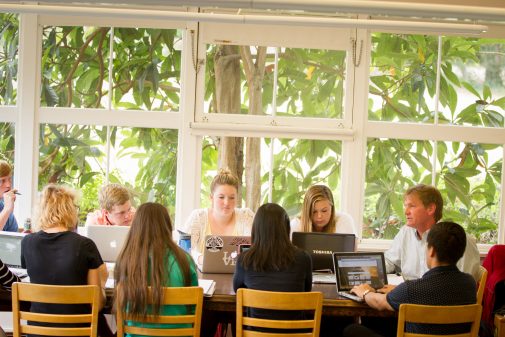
[{"xmin": 13, "ymin": 192, "xmax": 21, "ymax": 195}]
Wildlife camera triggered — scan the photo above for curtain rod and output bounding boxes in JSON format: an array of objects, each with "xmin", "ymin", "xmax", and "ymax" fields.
[
  {"xmin": 14, "ymin": 0, "xmax": 505, "ymax": 22},
  {"xmin": 0, "ymin": 3, "xmax": 488, "ymax": 35}
]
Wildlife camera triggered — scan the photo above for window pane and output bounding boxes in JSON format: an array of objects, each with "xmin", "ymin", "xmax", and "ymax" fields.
[
  {"xmin": 41, "ymin": 26, "xmax": 110, "ymax": 108},
  {"xmin": 0, "ymin": 122, "xmax": 14, "ymax": 161},
  {"xmin": 0, "ymin": 13, "xmax": 18, "ymax": 105},
  {"xmin": 204, "ymin": 45, "xmax": 347, "ymax": 118},
  {"xmin": 39, "ymin": 124, "xmax": 178, "ymax": 220},
  {"xmin": 112, "ymin": 28, "xmax": 182, "ymax": 111},
  {"xmin": 364, "ymin": 138, "xmax": 501, "ymax": 244},
  {"xmin": 364, "ymin": 138, "xmax": 433, "ymax": 239},
  {"xmin": 369, "ymin": 34, "xmax": 439, "ymax": 122},
  {"xmin": 439, "ymin": 37, "xmax": 505, "ymax": 127},
  {"xmin": 201, "ymin": 136, "xmax": 342, "ymax": 217},
  {"xmin": 437, "ymin": 141, "xmax": 501, "ymax": 244}
]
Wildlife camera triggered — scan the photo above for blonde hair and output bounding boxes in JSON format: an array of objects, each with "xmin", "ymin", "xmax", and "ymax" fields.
[
  {"xmin": 210, "ymin": 168, "xmax": 240, "ymax": 194},
  {"xmin": 0, "ymin": 160, "xmax": 12, "ymax": 178},
  {"xmin": 36, "ymin": 184, "xmax": 79, "ymax": 231},
  {"xmin": 299, "ymin": 185, "xmax": 336, "ymax": 233},
  {"xmin": 99, "ymin": 184, "xmax": 132, "ymax": 211}
]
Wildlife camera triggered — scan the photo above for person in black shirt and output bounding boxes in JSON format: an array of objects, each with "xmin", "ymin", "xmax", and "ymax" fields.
[{"xmin": 344, "ymin": 221, "xmax": 476, "ymax": 337}]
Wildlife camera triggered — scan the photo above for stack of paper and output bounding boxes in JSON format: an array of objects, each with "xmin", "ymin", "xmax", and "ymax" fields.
[{"xmin": 198, "ymin": 279, "xmax": 216, "ymax": 297}]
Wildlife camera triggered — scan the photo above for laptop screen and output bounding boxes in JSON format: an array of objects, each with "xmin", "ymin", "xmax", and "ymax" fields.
[
  {"xmin": 0, "ymin": 232, "xmax": 25, "ymax": 268},
  {"xmin": 292, "ymin": 232, "xmax": 355, "ymax": 271},
  {"xmin": 333, "ymin": 252, "xmax": 387, "ymax": 291}
]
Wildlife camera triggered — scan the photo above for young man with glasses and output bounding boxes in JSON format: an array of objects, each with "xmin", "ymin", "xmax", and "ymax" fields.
[{"xmin": 0, "ymin": 160, "xmax": 18, "ymax": 232}]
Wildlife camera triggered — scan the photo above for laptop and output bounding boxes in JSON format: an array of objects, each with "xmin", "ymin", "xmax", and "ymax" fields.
[
  {"xmin": 332, "ymin": 252, "xmax": 388, "ymax": 302},
  {"xmin": 83, "ymin": 225, "xmax": 131, "ymax": 262},
  {"xmin": 292, "ymin": 232, "xmax": 356, "ymax": 278},
  {"xmin": 0, "ymin": 231, "xmax": 25, "ymax": 268},
  {"xmin": 200, "ymin": 235, "xmax": 251, "ymax": 273}
]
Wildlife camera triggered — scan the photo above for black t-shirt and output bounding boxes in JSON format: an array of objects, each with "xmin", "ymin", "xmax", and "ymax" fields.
[{"xmin": 21, "ymin": 230, "xmax": 103, "ymax": 316}]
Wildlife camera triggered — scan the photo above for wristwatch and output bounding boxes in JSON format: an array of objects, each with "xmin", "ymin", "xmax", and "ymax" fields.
[{"xmin": 362, "ymin": 289, "xmax": 372, "ymax": 300}]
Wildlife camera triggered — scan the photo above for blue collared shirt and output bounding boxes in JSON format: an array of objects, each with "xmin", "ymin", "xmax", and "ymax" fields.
[{"xmin": 0, "ymin": 199, "xmax": 18, "ymax": 232}]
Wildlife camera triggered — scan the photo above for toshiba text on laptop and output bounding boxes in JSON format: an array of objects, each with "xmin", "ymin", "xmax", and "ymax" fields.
[
  {"xmin": 200, "ymin": 235, "xmax": 251, "ymax": 273},
  {"xmin": 292, "ymin": 232, "xmax": 356, "ymax": 271},
  {"xmin": 332, "ymin": 252, "xmax": 388, "ymax": 302},
  {"xmin": 83, "ymin": 225, "xmax": 131, "ymax": 262}
]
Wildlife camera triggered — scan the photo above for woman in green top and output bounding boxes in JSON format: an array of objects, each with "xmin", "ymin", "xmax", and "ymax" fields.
[{"xmin": 114, "ymin": 202, "xmax": 198, "ymax": 333}]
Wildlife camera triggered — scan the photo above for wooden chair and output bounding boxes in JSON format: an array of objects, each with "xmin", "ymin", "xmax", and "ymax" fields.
[
  {"xmin": 236, "ymin": 288, "xmax": 323, "ymax": 337},
  {"xmin": 396, "ymin": 303, "xmax": 482, "ymax": 337},
  {"xmin": 477, "ymin": 265, "xmax": 488, "ymax": 304},
  {"xmin": 12, "ymin": 282, "xmax": 100, "ymax": 337},
  {"xmin": 116, "ymin": 286, "xmax": 203, "ymax": 337},
  {"xmin": 495, "ymin": 313, "xmax": 505, "ymax": 337}
]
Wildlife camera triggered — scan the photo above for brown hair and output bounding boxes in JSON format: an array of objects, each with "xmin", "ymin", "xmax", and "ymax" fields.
[
  {"xmin": 36, "ymin": 184, "xmax": 79, "ymax": 231},
  {"xmin": 114, "ymin": 202, "xmax": 194, "ymax": 319},
  {"xmin": 210, "ymin": 168, "xmax": 240, "ymax": 195},
  {"xmin": 299, "ymin": 185, "xmax": 336, "ymax": 233},
  {"xmin": 0, "ymin": 160, "xmax": 12, "ymax": 178},
  {"xmin": 99, "ymin": 183, "xmax": 131, "ymax": 211},
  {"xmin": 405, "ymin": 184, "xmax": 443, "ymax": 222}
]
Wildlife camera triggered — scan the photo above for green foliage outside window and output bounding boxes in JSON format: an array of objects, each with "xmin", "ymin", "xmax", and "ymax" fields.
[
  {"xmin": 366, "ymin": 34, "xmax": 505, "ymax": 243},
  {"xmin": 0, "ymin": 13, "xmax": 18, "ymax": 105}
]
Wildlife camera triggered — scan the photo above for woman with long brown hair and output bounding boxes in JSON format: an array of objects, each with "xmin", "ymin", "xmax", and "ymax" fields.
[
  {"xmin": 291, "ymin": 185, "xmax": 355, "ymax": 235},
  {"xmin": 115, "ymin": 202, "xmax": 198, "ymax": 330}
]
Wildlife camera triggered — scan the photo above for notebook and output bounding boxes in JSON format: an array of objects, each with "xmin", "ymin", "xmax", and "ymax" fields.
[
  {"xmin": 200, "ymin": 235, "xmax": 251, "ymax": 273},
  {"xmin": 0, "ymin": 231, "xmax": 25, "ymax": 268},
  {"xmin": 332, "ymin": 252, "xmax": 388, "ymax": 302},
  {"xmin": 292, "ymin": 232, "xmax": 356, "ymax": 273},
  {"xmin": 83, "ymin": 225, "xmax": 131, "ymax": 262}
]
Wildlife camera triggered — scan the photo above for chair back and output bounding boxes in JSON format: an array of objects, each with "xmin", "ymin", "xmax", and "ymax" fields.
[
  {"xmin": 12, "ymin": 282, "xmax": 100, "ymax": 337},
  {"xmin": 236, "ymin": 288, "xmax": 323, "ymax": 337},
  {"xmin": 477, "ymin": 265, "xmax": 488, "ymax": 304},
  {"xmin": 396, "ymin": 303, "xmax": 482, "ymax": 337},
  {"xmin": 116, "ymin": 286, "xmax": 203, "ymax": 337}
]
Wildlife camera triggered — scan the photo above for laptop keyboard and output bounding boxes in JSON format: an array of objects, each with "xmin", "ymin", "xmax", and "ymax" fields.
[{"xmin": 338, "ymin": 291, "xmax": 363, "ymax": 302}]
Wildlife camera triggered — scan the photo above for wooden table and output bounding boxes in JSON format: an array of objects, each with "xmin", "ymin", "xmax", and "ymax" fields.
[{"xmin": 199, "ymin": 273, "xmax": 396, "ymax": 317}]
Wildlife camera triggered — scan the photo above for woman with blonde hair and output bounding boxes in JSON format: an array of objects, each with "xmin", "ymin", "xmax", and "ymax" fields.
[
  {"xmin": 179, "ymin": 168, "xmax": 254, "ymax": 264},
  {"xmin": 115, "ymin": 202, "xmax": 197, "ymax": 331},
  {"xmin": 21, "ymin": 184, "xmax": 110, "ymax": 335},
  {"xmin": 291, "ymin": 185, "xmax": 355, "ymax": 235}
]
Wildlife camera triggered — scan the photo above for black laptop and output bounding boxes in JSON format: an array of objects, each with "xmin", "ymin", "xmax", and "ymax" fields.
[{"xmin": 292, "ymin": 232, "xmax": 356, "ymax": 272}]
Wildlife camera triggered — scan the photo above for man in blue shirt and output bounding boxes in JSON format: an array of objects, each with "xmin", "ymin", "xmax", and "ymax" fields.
[
  {"xmin": 344, "ymin": 221, "xmax": 476, "ymax": 337},
  {"xmin": 0, "ymin": 160, "xmax": 18, "ymax": 232}
]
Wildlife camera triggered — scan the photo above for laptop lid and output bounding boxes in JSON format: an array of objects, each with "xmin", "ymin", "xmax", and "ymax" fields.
[
  {"xmin": 83, "ymin": 225, "xmax": 130, "ymax": 262},
  {"xmin": 332, "ymin": 252, "xmax": 388, "ymax": 291},
  {"xmin": 0, "ymin": 231, "xmax": 25, "ymax": 268},
  {"xmin": 200, "ymin": 235, "xmax": 251, "ymax": 274},
  {"xmin": 292, "ymin": 232, "xmax": 356, "ymax": 271}
]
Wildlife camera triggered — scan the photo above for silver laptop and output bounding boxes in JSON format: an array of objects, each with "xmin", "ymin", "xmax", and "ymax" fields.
[
  {"xmin": 332, "ymin": 252, "xmax": 388, "ymax": 302},
  {"xmin": 200, "ymin": 235, "xmax": 251, "ymax": 274},
  {"xmin": 83, "ymin": 225, "xmax": 130, "ymax": 262},
  {"xmin": 0, "ymin": 231, "xmax": 25, "ymax": 268}
]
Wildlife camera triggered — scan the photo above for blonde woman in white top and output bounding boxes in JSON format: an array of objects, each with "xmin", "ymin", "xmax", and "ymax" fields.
[
  {"xmin": 290, "ymin": 185, "xmax": 356, "ymax": 235},
  {"xmin": 180, "ymin": 168, "xmax": 254, "ymax": 264}
]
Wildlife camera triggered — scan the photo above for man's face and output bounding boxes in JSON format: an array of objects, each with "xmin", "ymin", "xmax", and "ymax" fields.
[
  {"xmin": 404, "ymin": 193, "xmax": 435, "ymax": 230},
  {"xmin": 105, "ymin": 201, "xmax": 133, "ymax": 226},
  {"xmin": 0, "ymin": 175, "xmax": 12, "ymax": 198}
]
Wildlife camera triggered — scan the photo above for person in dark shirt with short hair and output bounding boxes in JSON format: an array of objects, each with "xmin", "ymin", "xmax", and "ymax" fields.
[{"xmin": 344, "ymin": 221, "xmax": 476, "ymax": 337}]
